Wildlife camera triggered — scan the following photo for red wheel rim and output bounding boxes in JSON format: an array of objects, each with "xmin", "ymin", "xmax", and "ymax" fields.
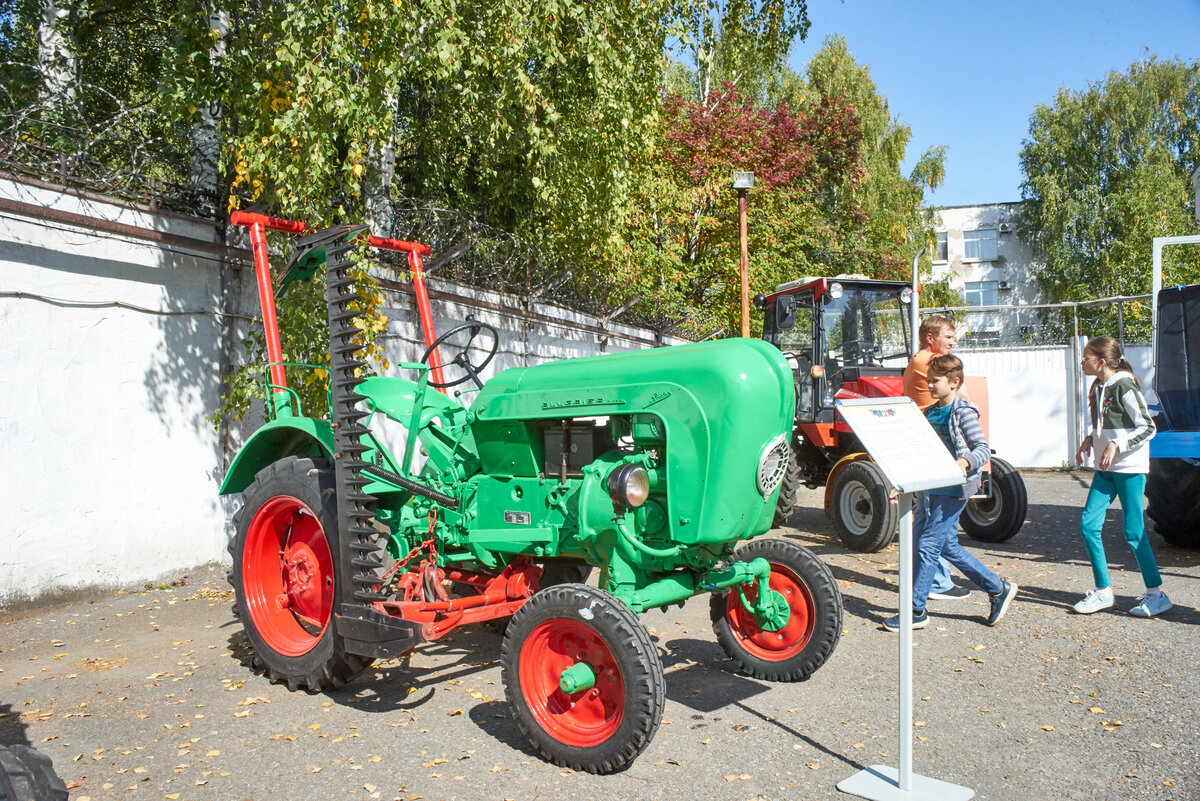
[
  {"xmin": 725, "ymin": 562, "xmax": 815, "ymax": 661},
  {"xmin": 519, "ymin": 619, "xmax": 624, "ymax": 748},
  {"xmin": 242, "ymin": 496, "xmax": 333, "ymax": 657}
]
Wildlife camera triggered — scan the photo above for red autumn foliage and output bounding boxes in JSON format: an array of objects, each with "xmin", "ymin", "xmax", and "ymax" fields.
[{"xmin": 662, "ymin": 82, "xmax": 864, "ymax": 197}]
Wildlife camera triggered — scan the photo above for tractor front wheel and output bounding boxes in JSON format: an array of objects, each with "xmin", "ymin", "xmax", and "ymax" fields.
[
  {"xmin": 710, "ymin": 538, "xmax": 842, "ymax": 682},
  {"xmin": 828, "ymin": 460, "xmax": 897, "ymax": 552},
  {"xmin": 231, "ymin": 456, "xmax": 369, "ymax": 692},
  {"xmin": 1147, "ymin": 457, "xmax": 1200, "ymax": 548},
  {"xmin": 501, "ymin": 584, "xmax": 665, "ymax": 774},
  {"xmin": 961, "ymin": 457, "xmax": 1027, "ymax": 543}
]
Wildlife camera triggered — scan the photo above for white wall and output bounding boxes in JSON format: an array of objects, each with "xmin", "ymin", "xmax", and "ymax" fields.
[
  {"xmin": 958, "ymin": 340, "xmax": 1154, "ymax": 469},
  {"xmin": 0, "ymin": 178, "xmax": 244, "ymax": 605}
]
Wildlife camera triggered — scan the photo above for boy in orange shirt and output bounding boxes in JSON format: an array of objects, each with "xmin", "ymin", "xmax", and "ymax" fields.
[{"xmin": 903, "ymin": 315, "xmax": 969, "ymax": 601}]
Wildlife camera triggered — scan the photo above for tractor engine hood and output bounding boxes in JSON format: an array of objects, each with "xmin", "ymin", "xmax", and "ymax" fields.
[{"xmin": 469, "ymin": 339, "xmax": 796, "ymax": 544}]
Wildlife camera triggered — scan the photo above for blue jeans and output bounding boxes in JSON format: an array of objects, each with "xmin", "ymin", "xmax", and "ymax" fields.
[
  {"xmin": 914, "ymin": 495, "xmax": 1003, "ymax": 614},
  {"xmin": 1080, "ymin": 471, "xmax": 1161, "ymax": 589},
  {"xmin": 912, "ymin": 492, "xmax": 954, "ymax": 593}
]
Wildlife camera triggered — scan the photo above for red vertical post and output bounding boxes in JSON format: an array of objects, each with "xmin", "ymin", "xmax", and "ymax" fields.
[
  {"xmin": 408, "ymin": 250, "xmax": 446, "ymax": 390},
  {"xmin": 247, "ymin": 222, "xmax": 292, "ymax": 414}
]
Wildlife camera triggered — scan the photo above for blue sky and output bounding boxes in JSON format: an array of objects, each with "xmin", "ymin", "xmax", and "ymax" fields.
[{"xmin": 788, "ymin": 0, "xmax": 1200, "ymax": 206}]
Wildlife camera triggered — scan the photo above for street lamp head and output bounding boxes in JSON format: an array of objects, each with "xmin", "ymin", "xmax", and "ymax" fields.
[{"xmin": 731, "ymin": 171, "xmax": 754, "ymax": 190}]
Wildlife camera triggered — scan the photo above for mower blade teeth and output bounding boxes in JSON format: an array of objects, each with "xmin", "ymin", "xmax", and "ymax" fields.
[{"xmin": 325, "ymin": 248, "xmax": 392, "ymax": 612}]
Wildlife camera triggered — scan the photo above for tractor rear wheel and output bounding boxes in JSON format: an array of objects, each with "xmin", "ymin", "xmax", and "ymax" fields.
[
  {"xmin": 961, "ymin": 457, "xmax": 1027, "ymax": 543},
  {"xmin": 710, "ymin": 538, "xmax": 842, "ymax": 682},
  {"xmin": 0, "ymin": 744, "xmax": 68, "ymax": 801},
  {"xmin": 828, "ymin": 460, "xmax": 897, "ymax": 552},
  {"xmin": 1147, "ymin": 457, "xmax": 1200, "ymax": 548},
  {"xmin": 501, "ymin": 584, "xmax": 664, "ymax": 774},
  {"xmin": 771, "ymin": 448, "xmax": 803, "ymax": 527},
  {"xmin": 231, "ymin": 456, "xmax": 369, "ymax": 692}
]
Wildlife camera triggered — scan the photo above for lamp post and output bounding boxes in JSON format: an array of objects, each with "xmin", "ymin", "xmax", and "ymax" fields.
[{"xmin": 732, "ymin": 171, "xmax": 754, "ymax": 337}]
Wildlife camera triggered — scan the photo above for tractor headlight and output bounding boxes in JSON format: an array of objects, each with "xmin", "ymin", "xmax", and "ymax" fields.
[
  {"xmin": 757, "ymin": 434, "xmax": 790, "ymax": 497},
  {"xmin": 608, "ymin": 464, "xmax": 651, "ymax": 509},
  {"xmin": 900, "ymin": 287, "xmax": 913, "ymax": 303},
  {"xmin": 827, "ymin": 281, "xmax": 844, "ymax": 300}
]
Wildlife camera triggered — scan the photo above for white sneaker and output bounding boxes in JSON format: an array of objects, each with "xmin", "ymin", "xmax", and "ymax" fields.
[
  {"xmin": 1129, "ymin": 592, "xmax": 1172, "ymax": 618},
  {"xmin": 1072, "ymin": 588, "xmax": 1114, "ymax": 614}
]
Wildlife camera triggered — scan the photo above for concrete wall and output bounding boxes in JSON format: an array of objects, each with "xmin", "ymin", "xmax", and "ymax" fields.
[
  {"xmin": 0, "ymin": 178, "xmax": 246, "ymax": 605},
  {"xmin": 958, "ymin": 339, "xmax": 1154, "ymax": 469}
]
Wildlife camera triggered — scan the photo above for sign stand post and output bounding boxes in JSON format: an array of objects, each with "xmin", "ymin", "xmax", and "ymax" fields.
[{"xmin": 831, "ymin": 398, "xmax": 975, "ymax": 801}]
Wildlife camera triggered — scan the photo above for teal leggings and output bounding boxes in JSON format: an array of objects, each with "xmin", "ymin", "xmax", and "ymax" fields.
[{"xmin": 1079, "ymin": 471, "xmax": 1161, "ymax": 589}]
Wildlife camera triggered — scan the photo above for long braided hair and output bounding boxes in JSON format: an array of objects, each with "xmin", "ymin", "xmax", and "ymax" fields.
[{"xmin": 1085, "ymin": 336, "xmax": 1141, "ymax": 417}]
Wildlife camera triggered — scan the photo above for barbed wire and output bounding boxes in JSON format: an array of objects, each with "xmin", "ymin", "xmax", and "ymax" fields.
[{"xmin": 0, "ymin": 62, "xmax": 210, "ymax": 215}]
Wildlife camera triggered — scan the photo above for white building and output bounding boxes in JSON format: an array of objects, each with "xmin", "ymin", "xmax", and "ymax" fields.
[{"xmin": 931, "ymin": 201, "xmax": 1044, "ymax": 346}]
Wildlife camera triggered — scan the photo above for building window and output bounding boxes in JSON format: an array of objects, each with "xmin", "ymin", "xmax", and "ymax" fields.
[
  {"xmin": 934, "ymin": 232, "xmax": 948, "ymax": 262},
  {"xmin": 963, "ymin": 229, "xmax": 998, "ymax": 261},
  {"xmin": 963, "ymin": 281, "xmax": 999, "ymax": 307}
]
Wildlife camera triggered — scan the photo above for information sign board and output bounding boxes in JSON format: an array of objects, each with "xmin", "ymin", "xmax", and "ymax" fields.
[{"xmin": 835, "ymin": 397, "xmax": 964, "ymax": 494}]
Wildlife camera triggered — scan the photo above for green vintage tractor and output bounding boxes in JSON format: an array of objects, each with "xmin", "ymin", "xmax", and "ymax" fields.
[{"xmin": 219, "ymin": 213, "xmax": 843, "ymax": 774}]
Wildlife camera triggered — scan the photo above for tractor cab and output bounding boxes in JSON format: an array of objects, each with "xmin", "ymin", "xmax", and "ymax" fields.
[{"xmin": 758, "ymin": 276, "xmax": 915, "ymax": 425}]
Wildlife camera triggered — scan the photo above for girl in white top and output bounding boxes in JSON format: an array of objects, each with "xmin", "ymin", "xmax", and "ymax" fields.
[{"xmin": 1072, "ymin": 336, "xmax": 1169, "ymax": 617}]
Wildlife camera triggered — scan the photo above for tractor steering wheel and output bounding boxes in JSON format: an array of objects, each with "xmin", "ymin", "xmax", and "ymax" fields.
[{"xmin": 420, "ymin": 317, "xmax": 499, "ymax": 389}]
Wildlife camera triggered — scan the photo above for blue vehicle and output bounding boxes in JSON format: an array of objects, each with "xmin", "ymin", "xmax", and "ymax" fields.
[{"xmin": 1145, "ymin": 234, "xmax": 1200, "ymax": 548}]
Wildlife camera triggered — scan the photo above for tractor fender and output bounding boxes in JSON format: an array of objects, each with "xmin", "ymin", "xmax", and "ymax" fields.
[
  {"xmin": 219, "ymin": 417, "xmax": 335, "ymax": 495},
  {"xmin": 823, "ymin": 452, "xmax": 874, "ymax": 518}
]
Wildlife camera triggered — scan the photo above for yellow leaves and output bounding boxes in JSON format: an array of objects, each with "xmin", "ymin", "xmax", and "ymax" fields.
[
  {"xmin": 1089, "ymin": 707, "xmax": 1105, "ymax": 714},
  {"xmin": 1039, "ymin": 725, "xmax": 1055, "ymax": 731}
]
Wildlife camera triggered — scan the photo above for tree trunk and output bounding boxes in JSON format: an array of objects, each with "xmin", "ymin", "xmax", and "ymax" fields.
[
  {"xmin": 364, "ymin": 94, "xmax": 399, "ymax": 237},
  {"xmin": 187, "ymin": 8, "xmax": 229, "ymax": 217},
  {"xmin": 37, "ymin": 0, "xmax": 77, "ymax": 113}
]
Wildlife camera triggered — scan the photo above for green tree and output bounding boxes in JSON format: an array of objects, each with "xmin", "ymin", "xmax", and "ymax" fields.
[
  {"xmin": 1019, "ymin": 55, "xmax": 1200, "ymax": 339},
  {"xmin": 802, "ymin": 35, "xmax": 946, "ymax": 284},
  {"xmin": 629, "ymin": 35, "xmax": 949, "ymax": 335}
]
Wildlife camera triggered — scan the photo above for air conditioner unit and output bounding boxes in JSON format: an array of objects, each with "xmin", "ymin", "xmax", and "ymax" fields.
[
  {"xmin": 998, "ymin": 280, "xmax": 1012, "ymax": 290},
  {"xmin": 998, "ymin": 222, "xmax": 1015, "ymax": 233}
]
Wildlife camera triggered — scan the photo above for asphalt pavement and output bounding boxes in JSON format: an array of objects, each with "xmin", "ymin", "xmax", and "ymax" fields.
[{"xmin": 1, "ymin": 470, "xmax": 1197, "ymax": 801}]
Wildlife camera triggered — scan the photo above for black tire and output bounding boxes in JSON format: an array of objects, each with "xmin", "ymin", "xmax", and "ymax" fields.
[
  {"xmin": 771, "ymin": 448, "xmax": 803, "ymax": 527},
  {"xmin": 0, "ymin": 744, "xmax": 68, "ymax": 801},
  {"xmin": 539, "ymin": 562, "xmax": 595, "ymax": 587},
  {"xmin": 828, "ymin": 460, "xmax": 897, "ymax": 552},
  {"xmin": 710, "ymin": 538, "xmax": 842, "ymax": 682},
  {"xmin": 230, "ymin": 456, "xmax": 370, "ymax": 692},
  {"xmin": 1147, "ymin": 457, "xmax": 1200, "ymax": 548},
  {"xmin": 501, "ymin": 584, "xmax": 665, "ymax": 774},
  {"xmin": 961, "ymin": 457, "xmax": 1027, "ymax": 543}
]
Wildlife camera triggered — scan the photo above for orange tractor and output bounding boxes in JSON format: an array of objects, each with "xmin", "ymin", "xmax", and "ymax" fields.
[{"xmin": 757, "ymin": 276, "xmax": 1027, "ymax": 551}]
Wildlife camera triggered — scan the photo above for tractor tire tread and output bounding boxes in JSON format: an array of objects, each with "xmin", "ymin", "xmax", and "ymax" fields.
[
  {"xmin": 961, "ymin": 457, "xmax": 1027, "ymax": 543},
  {"xmin": 1147, "ymin": 457, "xmax": 1200, "ymax": 547},
  {"xmin": 231, "ymin": 456, "xmax": 370, "ymax": 693},
  {"xmin": 0, "ymin": 744, "xmax": 68, "ymax": 801},
  {"xmin": 501, "ymin": 584, "xmax": 664, "ymax": 775},
  {"xmin": 710, "ymin": 538, "xmax": 843, "ymax": 682},
  {"xmin": 829, "ymin": 461, "xmax": 897, "ymax": 552},
  {"xmin": 771, "ymin": 447, "xmax": 803, "ymax": 528}
]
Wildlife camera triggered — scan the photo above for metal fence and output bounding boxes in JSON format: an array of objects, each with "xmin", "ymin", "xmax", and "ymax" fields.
[{"xmin": 926, "ymin": 294, "xmax": 1154, "ymax": 351}]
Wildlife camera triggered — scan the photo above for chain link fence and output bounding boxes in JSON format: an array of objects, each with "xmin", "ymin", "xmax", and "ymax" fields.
[{"xmin": 926, "ymin": 295, "xmax": 1154, "ymax": 351}]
